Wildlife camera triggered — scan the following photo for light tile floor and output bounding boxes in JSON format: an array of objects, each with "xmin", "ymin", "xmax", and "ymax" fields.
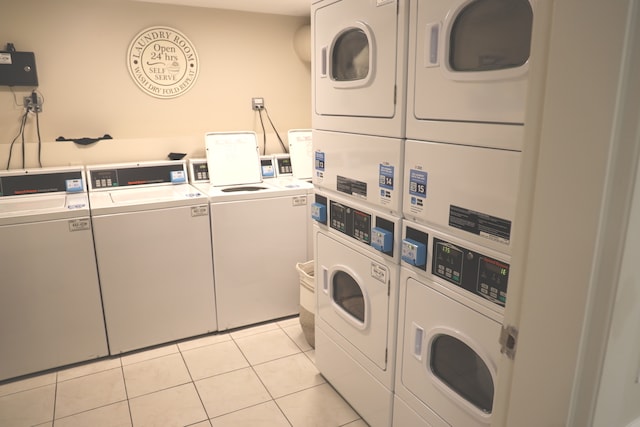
[{"xmin": 0, "ymin": 317, "xmax": 369, "ymax": 427}]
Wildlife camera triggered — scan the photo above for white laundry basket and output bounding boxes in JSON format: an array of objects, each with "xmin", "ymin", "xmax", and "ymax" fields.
[{"xmin": 296, "ymin": 260, "xmax": 315, "ymax": 348}]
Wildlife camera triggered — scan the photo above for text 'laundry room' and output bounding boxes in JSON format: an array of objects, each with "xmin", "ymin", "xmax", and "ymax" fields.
[{"xmin": 2, "ymin": 1, "xmax": 640, "ymax": 427}]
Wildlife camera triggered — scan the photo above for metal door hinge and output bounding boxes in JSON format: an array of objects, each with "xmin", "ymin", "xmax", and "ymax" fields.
[{"xmin": 499, "ymin": 325, "xmax": 518, "ymax": 360}]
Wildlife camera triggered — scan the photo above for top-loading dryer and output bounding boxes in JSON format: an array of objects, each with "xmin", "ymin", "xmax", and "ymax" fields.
[
  {"xmin": 0, "ymin": 167, "xmax": 108, "ymax": 381},
  {"xmin": 87, "ymin": 160, "xmax": 217, "ymax": 354},
  {"xmin": 312, "ymin": 0, "xmax": 409, "ymax": 138},
  {"xmin": 406, "ymin": 0, "xmax": 535, "ymax": 149}
]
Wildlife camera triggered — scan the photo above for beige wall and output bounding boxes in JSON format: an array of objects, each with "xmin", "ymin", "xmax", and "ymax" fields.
[{"xmin": 0, "ymin": 0, "xmax": 311, "ymax": 168}]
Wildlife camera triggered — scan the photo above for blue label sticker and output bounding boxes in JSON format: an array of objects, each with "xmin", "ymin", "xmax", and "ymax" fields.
[
  {"xmin": 379, "ymin": 164, "xmax": 394, "ymax": 190},
  {"xmin": 315, "ymin": 151, "xmax": 325, "ymax": 171},
  {"xmin": 170, "ymin": 170, "xmax": 187, "ymax": 183},
  {"xmin": 409, "ymin": 169, "xmax": 427, "ymax": 198},
  {"xmin": 65, "ymin": 179, "xmax": 84, "ymax": 193}
]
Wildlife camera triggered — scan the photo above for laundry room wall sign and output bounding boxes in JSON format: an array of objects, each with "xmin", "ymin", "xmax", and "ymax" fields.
[{"xmin": 127, "ymin": 26, "xmax": 199, "ymax": 98}]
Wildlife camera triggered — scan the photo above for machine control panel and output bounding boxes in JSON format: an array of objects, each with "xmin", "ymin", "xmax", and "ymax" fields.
[
  {"xmin": 89, "ymin": 164, "xmax": 186, "ymax": 189},
  {"xmin": 275, "ymin": 155, "xmax": 293, "ymax": 176},
  {"xmin": 190, "ymin": 161, "xmax": 209, "ymax": 182},
  {"xmin": 432, "ymin": 237, "xmax": 509, "ymax": 307},
  {"xmin": 0, "ymin": 171, "xmax": 84, "ymax": 196},
  {"xmin": 328, "ymin": 199, "xmax": 396, "ymax": 257}
]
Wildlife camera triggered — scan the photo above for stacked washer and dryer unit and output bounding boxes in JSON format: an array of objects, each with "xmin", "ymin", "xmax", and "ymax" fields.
[
  {"xmin": 311, "ymin": 0, "xmax": 536, "ymax": 426},
  {"xmin": 311, "ymin": 0, "xmax": 409, "ymax": 425}
]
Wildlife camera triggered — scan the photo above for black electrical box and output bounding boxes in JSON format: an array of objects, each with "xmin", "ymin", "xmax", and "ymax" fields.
[{"xmin": 0, "ymin": 51, "xmax": 38, "ymax": 86}]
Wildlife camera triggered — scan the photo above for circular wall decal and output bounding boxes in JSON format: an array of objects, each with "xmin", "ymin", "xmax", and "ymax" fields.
[{"xmin": 127, "ymin": 26, "xmax": 199, "ymax": 99}]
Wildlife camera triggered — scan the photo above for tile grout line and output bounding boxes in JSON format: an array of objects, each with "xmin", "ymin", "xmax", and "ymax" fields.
[{"xmin": 177, "ymin": 337, "xmax": 221, "ymax": 425}]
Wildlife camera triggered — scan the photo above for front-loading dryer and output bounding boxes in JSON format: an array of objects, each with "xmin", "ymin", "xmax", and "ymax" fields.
[
  {"xmin": 406, "ymin": 0, "xmax": 536, "ymax": 149},
  {"xmin": 312, "ymin": 0, "xmax": 409, "ymax": 138},
  {"xmin": 313, "ymin": 129, "xmax": 404, "ymax": 217},
  {"xmin": 394, "ymin": 218, "xmax": 508, "ymax": 426},
  {"xmin": 403, "ymin": 139, "xmax": 521, "ymax": 256},
  {"xmin": 312, "ymin": 190, "xmax": 401, "ymax": 427}
]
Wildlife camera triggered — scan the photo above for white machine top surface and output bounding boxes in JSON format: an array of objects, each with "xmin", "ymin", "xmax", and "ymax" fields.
[
  {"xmin": 0, "ymin": 166, "xmax": 89, "ymax": 224},
  {"xmin": 188, "ymin": 158, "xmax": 309, "ymax": 201},
  {"xmin": 205, "ymin": 132, "xmax": 262, "ymax": 186},
  {"xmin": 86, "ymin": 161, "xmax": 208, "ymax": 214}
]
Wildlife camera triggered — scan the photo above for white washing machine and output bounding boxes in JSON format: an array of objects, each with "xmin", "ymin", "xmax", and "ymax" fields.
[
  {"xmin": 312, "ymin": 0, "xmax": 409, "ymax": 138},
  {"xmin": 87, "ymin": 160, "xmax": 217, "ymax": 354},
  {"xmin": 0, "ymin": 167, "xmax": 108, "ymax": 381},
  {"xmin": 406, "ymin": 0, "xmax": 535, "ymax": 149},
  {"xmin": 311, "ymin": 190, "xmax": 401, "ymax": 427},
  {"xmin": 403, "ymin": 139, "xmax": 521, "ymax": 256},
  {"xmin": 196, "ymin": 132, "xmax": 310, "ymax": 331},
  {"xmin": 394, "ymin": 218, "xmax": 508, "ymax": 426},
  {"xmin": 313, "ymin": 129, "xmax": 404, "ymax": 217}
]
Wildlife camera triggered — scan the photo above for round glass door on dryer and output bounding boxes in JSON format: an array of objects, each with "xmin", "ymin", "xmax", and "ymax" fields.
[
  {"xmin": 395, "ymin": 268, "xmax": 503, "ymax": 427},
  {"xmin": 312, "ymin": 0, "xmax": 409, "ymax": 138},
  {"xmin": 406, "ymin": 0, "xmax": 535, "ymax": 149}
]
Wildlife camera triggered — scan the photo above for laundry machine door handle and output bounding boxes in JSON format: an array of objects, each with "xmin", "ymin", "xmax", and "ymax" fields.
[
  {"xmin": 321, "ymin": 266, "xmax": 329, "ymax": 294},
  {"xmin": 320, "ymin": 46, "xmax": 328, "ymax": 77},
  {"xmin": 412, "ymin": 322, "xmax": 425, "ymax": 361},
  {"xmin": 425, "ymin": 22, "xmax": 440, "ymax": 67}
]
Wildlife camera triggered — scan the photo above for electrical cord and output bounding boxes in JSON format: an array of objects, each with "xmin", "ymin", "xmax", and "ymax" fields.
[
  {"xmin": 264, "ymin": 107, "xmax": 288, "ymax": 153},
  {"xmin": 6, "ymin": 110, "xmax": 29, "ymax": 170},
  {"xmin": 257, "ymin": 108, "xmax": 267, "ymax": 155},
  {"xmin": 36, "ymin": 110, "xmax": 42, "ymax": 168}
]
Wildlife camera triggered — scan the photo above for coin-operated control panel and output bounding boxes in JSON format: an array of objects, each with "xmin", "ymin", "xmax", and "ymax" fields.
[{"xmin": 432, "ymin": 237, "xmax": 509, "ymax": 307}]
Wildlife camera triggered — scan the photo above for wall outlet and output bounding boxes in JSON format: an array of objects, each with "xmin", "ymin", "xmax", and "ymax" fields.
[
  {"xmin": 24, "ymin": 94, "xmax": 43, "ymax": 112},
  {"xmin": 252, "ymin": 97, "xmax": 264, "ymax": 110}
]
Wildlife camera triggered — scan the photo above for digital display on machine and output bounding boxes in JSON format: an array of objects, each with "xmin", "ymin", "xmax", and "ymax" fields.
[
  {"xmin": 276, "ymin": 157, "xmax": 293, "ymax": 175},
  {"xmin": 352, "ymin": 209, "xmax": 371, "ymax": 243},
  {"xmin": 0, "ymin": 171, "xmax": 83, "ymax": 196},
  {"xmin": 478, "ymin": 256, "xmax": 509, "ymax": 305},
  {"xmin": 432, "ymin": 237, "xmax": 509, "ymax": 307},
  {"xmin": 90, "ymin": 164, "xmax": 185, "ymax": 189},
  {"xmin": 193, "ymin": 162, "xmax": 209, "ymax": 181},
  {"xmin": 433, "ymin": 242, "xmax": 463, "ymax": 284},
  {"xmin": 329, "ymin": 200, "xmax": 373, "ymax": 245},
  {"xmin": 330, "ymin": 201, "xmax": 347, "ymax": 233}
]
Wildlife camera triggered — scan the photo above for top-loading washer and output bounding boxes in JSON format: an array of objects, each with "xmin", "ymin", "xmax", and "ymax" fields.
[
  {"xmin": 0, "ymin": 167, "xmax": 108, "ymax": 381},
  {"xmin": 406, "ymin": 0, "xmax": 535, "ymax": 149},
  {"xmin": 87, "ymin": 160, "xmax": 217, "ymax": 354},
  {"xmin": 313, "ymin": 129, "xmax": 404, "ymax": 217},
  {"xmin": 311, "ymin": 189, "xmax": 402, "ymax": 427},
  {"xmin": 394, "ymin": 218, "xmax": 508, "ymax": 427},
  {"xmin": 197, "ymin": 132, "xmax": 310, "ymax": 331},
  {"xmin": 312, "ymin": 0, "xmax": 409, "ymax": 138}
]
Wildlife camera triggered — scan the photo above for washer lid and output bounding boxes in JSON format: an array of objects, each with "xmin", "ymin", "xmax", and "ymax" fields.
[
  {"xmin": 288, "ymin": 129, "xmax": 313, "ymax": 180},
  {"xmin": 205, "ymin": 131, "xmax": 262, "ymax": 186}
]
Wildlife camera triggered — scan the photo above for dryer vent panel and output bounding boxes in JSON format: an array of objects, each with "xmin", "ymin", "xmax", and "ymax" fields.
[{"xmin": 0, "ymin": 51, "xmax": 39, "ymax": 86}]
